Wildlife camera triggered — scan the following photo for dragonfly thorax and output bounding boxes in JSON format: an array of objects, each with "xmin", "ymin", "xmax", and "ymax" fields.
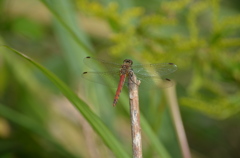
[
  {"xmin": 120, "ymin": 59, "xmax": 133, "ymax": 75},
  {"xmin": 120, "ymin": 65, "xmax": 132, "ymax": 75}
]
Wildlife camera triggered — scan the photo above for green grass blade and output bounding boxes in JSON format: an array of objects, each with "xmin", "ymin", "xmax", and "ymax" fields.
[
  {"xmin": 39, "ymin": 0, "xmax": 93, "ymax": 54},
  {"xmin": 2, "ymin": 45, "xmax": 130, "ymax": 158},
  {"xmin": 141, "ymin": 117, "xmax": 171, "ymax": 158}
]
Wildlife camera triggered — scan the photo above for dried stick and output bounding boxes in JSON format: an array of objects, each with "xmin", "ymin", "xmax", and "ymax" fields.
[
  {"xmin": 165, "ymin": 85, "xmax": 191, "ymax": 158},
  {"xmin": 128, "ymin": 71, "xmax": 142, "ymax": 158}
]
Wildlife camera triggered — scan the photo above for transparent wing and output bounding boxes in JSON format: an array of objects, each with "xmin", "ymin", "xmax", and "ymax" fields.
[
  {"xmin": 82, "ymin": 71, "xmax": 126, "ymax": 88},
  {"xmin": 136, "ymin": 74, "xmax": 174, "ymax": 88},
  {"xmin": 82, "ymin": 57, "xmax": 178, "ymax": 88},
  {"xmin": 83, "ymin": 56, "xmax": 122, "ymax": 71},
  {"xmin": 133, "ymin": 63, "xmax": 178, "ymax": 77},
  {"xmin": 132, "ymin": 63, "xmax": 177, "ymax": 88}
]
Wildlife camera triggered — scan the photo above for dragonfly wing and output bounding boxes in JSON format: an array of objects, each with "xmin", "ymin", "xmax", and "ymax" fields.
[
  {"xmin": 136, "ymin": 73, "xmax": 174, "ymax": 88},
  {"xmin": 82, "ymin": 71, "xmax": 124, "ymax": 88},
  {"xmin": 132, "ymin": 63, "xmax": 178, "ymax": 77},
  {"xmin": 133, "ymin": 62, "xmax": 177, "ymax": 88},
  {"xmin": 83, "ymin": 56, "xmax": 121, "ymax": 71}
]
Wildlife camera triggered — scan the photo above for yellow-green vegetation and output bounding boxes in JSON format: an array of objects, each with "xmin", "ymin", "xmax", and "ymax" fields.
[{"xmin": 78, "ymin": 0, "xmax": 240, "ymax": 119}]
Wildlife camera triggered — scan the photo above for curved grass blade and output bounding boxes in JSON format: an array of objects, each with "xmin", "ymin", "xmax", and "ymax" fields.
[
  {"xmin": 39, "ymin": 0, "xmax": 93, "ymax": 55},
  {"xmin": 2, "ymin": 45, "xmax": 130, "ymax": 158},
  {"xmin": 141, "ymin": 118, "xmax": 171, "ymax": 158}
]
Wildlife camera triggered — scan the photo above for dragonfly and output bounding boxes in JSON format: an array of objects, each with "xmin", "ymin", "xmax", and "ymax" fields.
[{"xmin": 82, "ymin": 56, "xmax": 178, "ymax": 106}]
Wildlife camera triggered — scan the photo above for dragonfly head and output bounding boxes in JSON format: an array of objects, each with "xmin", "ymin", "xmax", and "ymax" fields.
[{"xmin": 123, "ymin": 59, "xmax": 133, "ymax": 66}]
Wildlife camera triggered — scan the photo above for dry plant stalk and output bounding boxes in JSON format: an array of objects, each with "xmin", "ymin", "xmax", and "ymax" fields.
[
  {"xmin": 128, "ymin": 71, "xmax": 142, "ymax": 158},
  {"xmin": 165, "ymin": 85, "xmax": 191, "ymax": 158}
]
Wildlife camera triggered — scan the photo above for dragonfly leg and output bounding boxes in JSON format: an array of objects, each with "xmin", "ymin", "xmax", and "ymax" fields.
[{"xmin": 128, "ymin": 70, "xmax": 140, "ymax": 86}]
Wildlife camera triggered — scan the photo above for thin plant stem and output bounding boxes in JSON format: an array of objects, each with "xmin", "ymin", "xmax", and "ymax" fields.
[
  {"xmin": 128, "ymin": 71, "xmax": 142, "ymax": 158},
  {"xmin": 165, "ymin": 85, "xmax": 191, "ymax": 158}
]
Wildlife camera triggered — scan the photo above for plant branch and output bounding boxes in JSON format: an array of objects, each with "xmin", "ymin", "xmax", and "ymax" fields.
[{"xmin": 128, "ymin": 71, "xmax": 142, "ymax": 158}]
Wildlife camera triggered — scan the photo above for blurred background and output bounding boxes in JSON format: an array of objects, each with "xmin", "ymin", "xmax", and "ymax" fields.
[{"xmin": 0, "ymin": 0, "xmax": 240, "ymax": 158}]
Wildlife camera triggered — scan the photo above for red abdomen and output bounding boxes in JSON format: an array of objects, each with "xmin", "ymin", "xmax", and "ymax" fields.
[{"xmin": 113, "ymin": 74, "xmax": 126, "ymax": 106}]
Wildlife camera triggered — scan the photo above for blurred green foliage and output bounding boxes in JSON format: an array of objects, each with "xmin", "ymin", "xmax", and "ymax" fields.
[
  {"xmin": 0, "ymin": 0, "xmax": 240, "ymax": 158},
  {"xmin": 78, "ymin": 0, "xmax": 240, "ymax": 119}
]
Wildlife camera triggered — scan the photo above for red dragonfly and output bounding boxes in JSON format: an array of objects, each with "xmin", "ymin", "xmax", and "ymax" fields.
[{"xmin": 82, "ymin": 56, "xmax": 177, "ymax": 106}]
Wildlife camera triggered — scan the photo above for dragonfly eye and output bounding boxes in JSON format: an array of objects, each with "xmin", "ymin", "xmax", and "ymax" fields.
[{"xmin": 123, "ymin": 59, "xmax": 133, "ymax": 65}]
